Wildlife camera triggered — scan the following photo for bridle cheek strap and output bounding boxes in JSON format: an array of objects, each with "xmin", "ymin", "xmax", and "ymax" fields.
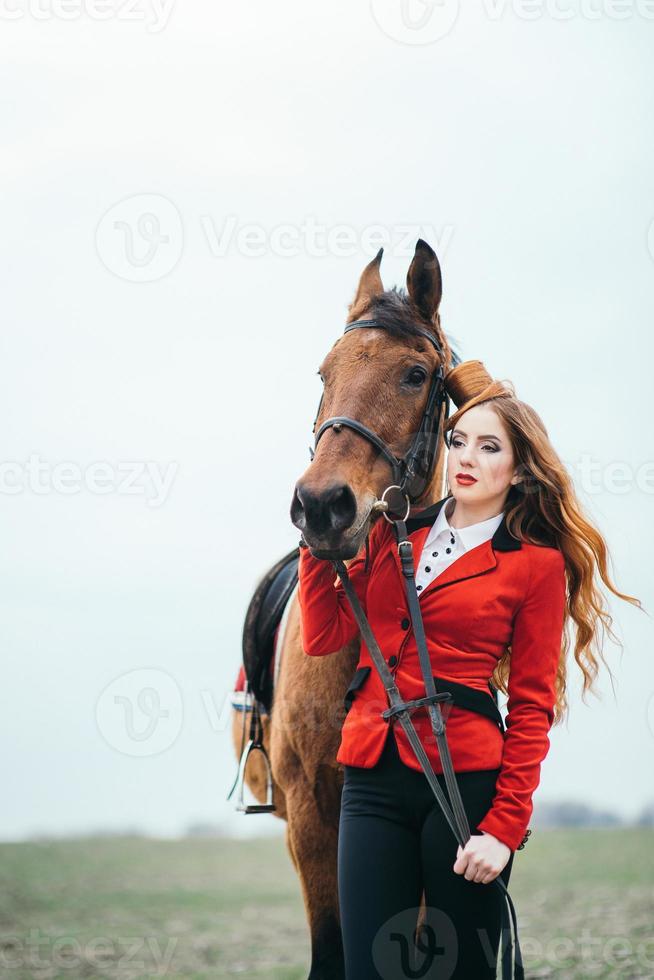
[{"xmin": 309, "ymin": 318, "xmax": 459, "ymax": 502}]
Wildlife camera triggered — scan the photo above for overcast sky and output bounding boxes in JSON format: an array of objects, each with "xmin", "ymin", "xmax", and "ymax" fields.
[{"xmin": 1, "ymin": 1, "xmax": 653, "ymax": 841}]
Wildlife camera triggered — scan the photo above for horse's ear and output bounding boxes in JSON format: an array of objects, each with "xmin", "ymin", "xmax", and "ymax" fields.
[
  {"xmin": 349, "ymin": 248, "xmax": 384, "ymax": 314},
  {"xmin": 406, "ymin": 239, "xmax": 442, "ymax": 321}
]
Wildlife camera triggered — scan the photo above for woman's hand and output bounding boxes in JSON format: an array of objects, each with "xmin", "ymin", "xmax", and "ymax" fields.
[{"xmin": 453, "ymin": 831, "xmax": 511, "ymax": 884}]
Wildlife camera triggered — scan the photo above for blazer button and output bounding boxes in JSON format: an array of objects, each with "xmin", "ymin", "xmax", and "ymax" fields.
[
  {"xmin": 388, "ymin": 655, "xmax": 398, "ymax": 667},
  {"xmin": 400, "ymin": 617, "xmax": 410, "ymax": 630}
]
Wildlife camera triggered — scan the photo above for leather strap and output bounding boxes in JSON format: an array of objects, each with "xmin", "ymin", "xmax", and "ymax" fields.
[{"xmin": 395, "ymin": 517, "xmax": 472, "ymax": 842}]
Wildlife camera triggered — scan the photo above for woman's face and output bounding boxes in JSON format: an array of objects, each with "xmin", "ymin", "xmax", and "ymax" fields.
[{"xmin": 446, "ymin": 403, "xmax": 519, "ymax": 507}]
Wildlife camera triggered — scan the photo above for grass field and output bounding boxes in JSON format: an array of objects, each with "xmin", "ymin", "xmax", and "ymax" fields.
[{"xmin": 0, "ymin": 829, "xmax": 652, "ymax": 979}]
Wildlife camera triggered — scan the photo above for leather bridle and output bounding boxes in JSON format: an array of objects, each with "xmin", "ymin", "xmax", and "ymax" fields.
[{"xmin": 309, "ymin": 318, "xmax": 460, "ymax": 503}]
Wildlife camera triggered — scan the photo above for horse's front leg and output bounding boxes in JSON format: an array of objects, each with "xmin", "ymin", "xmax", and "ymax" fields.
[{"xmin": 281, "ymin": 749, "xmax": 345, "ymax": 980}]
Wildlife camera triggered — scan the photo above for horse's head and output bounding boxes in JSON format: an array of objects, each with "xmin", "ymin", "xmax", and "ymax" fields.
[{"xmin": 290, "ymin": 239, "xmax": 458, "ymax": 560}]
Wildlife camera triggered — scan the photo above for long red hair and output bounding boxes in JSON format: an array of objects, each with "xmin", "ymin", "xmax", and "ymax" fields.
[{"xmin": 444, "ymin": 360, "xmax": 647, "ymax": 724}]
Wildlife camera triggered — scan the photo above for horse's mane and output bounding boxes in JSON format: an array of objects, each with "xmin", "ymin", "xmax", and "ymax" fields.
[{"xmin": 367, "ymin": 287, "xmax": 460, "ymax": 365}]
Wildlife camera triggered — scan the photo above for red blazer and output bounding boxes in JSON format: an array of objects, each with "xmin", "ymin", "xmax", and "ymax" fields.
[{"xmin": 297, "ymin": 495, "xmax": 567, "ymax": 853}]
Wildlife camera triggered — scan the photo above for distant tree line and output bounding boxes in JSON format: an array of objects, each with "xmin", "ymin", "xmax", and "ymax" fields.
[{"xmin": 533, "ymin": 800, "xmax": 654, "ymax": 829}]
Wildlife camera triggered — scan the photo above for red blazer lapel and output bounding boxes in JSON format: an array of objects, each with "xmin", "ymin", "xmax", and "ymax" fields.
[
  {"xmin": 418, "ymin": 540, "xmax": 498, "ymax": 598},
  {"xmin": 387, "ymin": 493, "xmax": 520, "ymax": 602},
  {"xmin": 391, "ymin": 532, "xmax": 498, "ymax": 601}
]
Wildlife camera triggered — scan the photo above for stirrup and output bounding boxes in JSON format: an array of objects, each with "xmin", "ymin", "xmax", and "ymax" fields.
[{"xmin": 234, "ymin": 738, "xmax": 276, "ymax": 814}]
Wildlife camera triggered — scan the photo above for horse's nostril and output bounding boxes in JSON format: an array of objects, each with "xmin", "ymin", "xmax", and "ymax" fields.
[
  {"xmin": 321, "ymin": 484, "xmax": 356, "ymax": 535},
  {"xmin": 292, "ymin": 482, "xmax": 358, "ymax": 539},
  {"xmin": 328, "ymin": 486, "xmax": 356, "ymax": 532},
  {"xmin": 289, "ymin": 488, "xmax": 307, "ymax": 530}
]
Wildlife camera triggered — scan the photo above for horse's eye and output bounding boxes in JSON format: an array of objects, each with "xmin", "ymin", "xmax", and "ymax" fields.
[{"xmin": 406, "ymin": 367, "xmax": 427, "ymax": 386}]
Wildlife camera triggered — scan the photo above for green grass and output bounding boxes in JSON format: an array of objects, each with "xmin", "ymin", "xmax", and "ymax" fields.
[{"xmin": 0, "ymin": 829, "xmax": 651, "ymax": 978}]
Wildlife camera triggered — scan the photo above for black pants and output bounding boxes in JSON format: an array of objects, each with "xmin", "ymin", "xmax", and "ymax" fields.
[{"xmin": 337, "ymin": 728, "xmax": 515, "ymax": 979}]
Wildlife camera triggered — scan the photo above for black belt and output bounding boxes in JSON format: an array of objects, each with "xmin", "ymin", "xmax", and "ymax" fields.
[
  {"xmin": 345, "ymin": 669, "xmax": 505, "ymax": 736},
  {"xmin": 332, "ymin": 513, "xmax": 524, "ymax": 980}
]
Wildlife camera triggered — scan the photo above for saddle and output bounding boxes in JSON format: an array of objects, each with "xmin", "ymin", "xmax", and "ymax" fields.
[
  {"xmin": 228, "ymin": 546, "xmax": 300, "ymax": 814},
  {"xmin": 241, "ymin": 545, "xmax": 300, "ymax": 713}
]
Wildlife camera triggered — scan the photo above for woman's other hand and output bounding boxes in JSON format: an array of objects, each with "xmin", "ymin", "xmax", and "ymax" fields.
[{"xmin": 453, "ymin": 830, "xmax": 511, "ymax": 883}]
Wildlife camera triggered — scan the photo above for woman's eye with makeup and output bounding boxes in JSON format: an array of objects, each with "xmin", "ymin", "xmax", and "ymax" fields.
[{"xmin": 451, "ymin": 438, "xmax": 498, "ymax": 452}]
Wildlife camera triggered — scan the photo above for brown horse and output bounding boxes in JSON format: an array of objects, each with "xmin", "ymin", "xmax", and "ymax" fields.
[{"xmin": 231, "ymin": 240, "xmax": 459, "ymax": 978}]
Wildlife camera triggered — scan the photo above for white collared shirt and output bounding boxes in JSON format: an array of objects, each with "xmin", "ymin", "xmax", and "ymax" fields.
[{"xmin": 414, "ymin": 498, "xmax": 505, "ymax": 595}]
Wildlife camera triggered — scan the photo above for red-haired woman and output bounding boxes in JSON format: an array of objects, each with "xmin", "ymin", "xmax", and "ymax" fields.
[{"xmin": 297, "ymin": 360, "xmax": 643, "ymax": 979}]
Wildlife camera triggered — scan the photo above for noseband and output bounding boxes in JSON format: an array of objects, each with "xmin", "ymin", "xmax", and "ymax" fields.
[{"xmin": 309, "ymin": 318, "xmax": 460, "ymax": 502}]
